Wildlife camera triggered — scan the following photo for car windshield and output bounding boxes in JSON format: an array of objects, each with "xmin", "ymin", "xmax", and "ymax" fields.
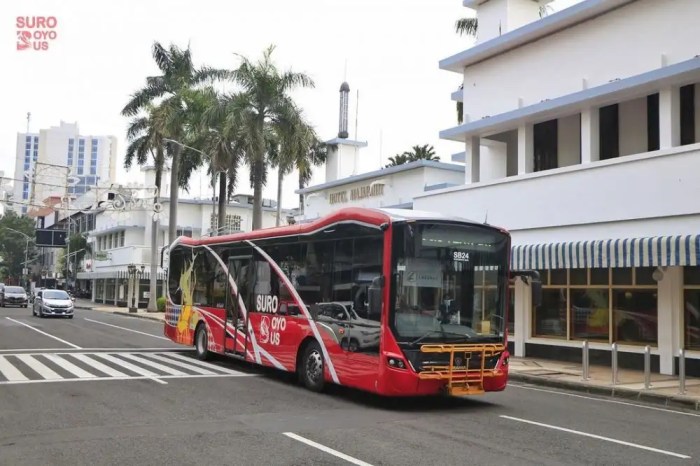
[
  {"xmin": 44, "ymin": 291, "xmax": 70, "ymax": 300},
  {"xmin": 6, "ymin": 287, "xmax": 25, "ymax": 293},
  {"xmin": 390, "ymin": 222, "xmax": 510, "ymax": 344}
]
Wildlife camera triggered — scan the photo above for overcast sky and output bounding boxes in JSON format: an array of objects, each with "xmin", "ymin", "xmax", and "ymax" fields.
[{"xmin": 2, "ymin": 0, "xmax": 581, "ymax": 208}]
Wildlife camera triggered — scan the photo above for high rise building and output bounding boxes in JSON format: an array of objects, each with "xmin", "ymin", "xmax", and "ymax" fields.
[{"xmin": 13, "ymin": 121, "xmax": 117, "ymax": 216}]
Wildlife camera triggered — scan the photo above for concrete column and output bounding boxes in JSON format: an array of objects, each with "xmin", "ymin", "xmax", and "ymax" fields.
[
  {"xmin": 101, "ymin": 279, "xmax": 107, "ymax": 304},
  {"xmin": 517, "ymin": 124, "xmax": 534, "ymax": 174},
  {"xmin": 581, "ymin": 107, "xmax": 600, "ymax": 163},
  {"xmin": 657, "ymin": 266, "xmax": 682, "ymax": 375},
  {"xmin": 113, "ymin": 278, "xmax": 119, "ymax": 306},
  {"xmin": 91, "ymin": 280, "xmax": 96, "ymax": 302},
  {"xmin": 513, "ymin": 278, "xmax": 530, "ymax": 357},
  {"xmin": 659, "ymin": 86, "xmax": 680, "ymax": 149},
  {"xmin": 465, "ymin": 136, "xmax": 481, "ymax": 183}
]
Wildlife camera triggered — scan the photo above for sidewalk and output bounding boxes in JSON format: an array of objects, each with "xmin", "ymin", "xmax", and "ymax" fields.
[
  {"xmin": 74, "ymin": 298, "xmax": 165, "ymax": 322},
  {"xmin": 509, "ymin": 356, "xmax": 700, "ymax": 411}
]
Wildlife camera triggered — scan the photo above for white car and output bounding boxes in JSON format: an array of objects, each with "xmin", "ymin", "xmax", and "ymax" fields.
[{"xmin": 32, "ymin": 289, "xmax": 74, "ymax": 318}]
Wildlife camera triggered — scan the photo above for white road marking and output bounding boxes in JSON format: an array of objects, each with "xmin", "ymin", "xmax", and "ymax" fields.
[
  {"xmin": 118, "ymin": 353, "xmax": 187, "ymax": 376},
  {"xmin": 15, "ymin": 354, "xmax": 61, "ymax": 380},
  {"xmin": 43, "ymin": 354, "xmax": 96, "ymax": 378},
  {"xmin": 283, "ymin": 432, "xmax": 374, "ymax": 466},
  {"xmin": 0, "ymin": 356, "xmax": 29, "ymax": 381},
  {"xmin": 83, "ymin": 318, "xmax": 169, "ymax": 340},
  {"xmin": 5, "ymin": 317, "xmax": 81, "ymax": 349},
  {"xmin": 0, "ymin": 373, "xmax": 252, "ymax": 385},
  {"xmin": 137, "ymin": 353, "xmax": 215, "ymax": 375},
  {"xmin": 500, "ymin": 415, "xmax": 691, "ymax": 459},
  {"xmin": 0, "ymin": 348, "xmax": 181, "ymax": 353},
  {"xmin": 92, "ymin": 353, "xmax": 166, "ymax": 384},
  {"xmin": 69, "ymin": 353, "xmax": 128, "ymax": 377},
  {"xmin": 509, "ymin": 384, "xmax": 700, "ymax": 418},
  {"xmin": 162, "ymin": 352, "xmax": 245, "ymax": 375}
]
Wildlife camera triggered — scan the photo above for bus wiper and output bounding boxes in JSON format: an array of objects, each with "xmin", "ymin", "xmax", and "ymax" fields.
[{"xmin": 409, "ymin": 330, "xmax": 470, "ymax": 347}]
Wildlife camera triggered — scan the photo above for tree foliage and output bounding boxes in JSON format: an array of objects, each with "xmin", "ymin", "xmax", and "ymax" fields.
[
  {"xmin": 385, "ymin": 144, "xmax": 440, "ymax": 167},
  {"xmin": 0, "ymin": 211, "xmax": 36, "ymax": 281}
]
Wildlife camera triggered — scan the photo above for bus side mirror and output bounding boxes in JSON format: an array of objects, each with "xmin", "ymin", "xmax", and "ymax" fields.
[{"xmin": 531, "ymin": 279, "xmax": 542, "ymax": 308}]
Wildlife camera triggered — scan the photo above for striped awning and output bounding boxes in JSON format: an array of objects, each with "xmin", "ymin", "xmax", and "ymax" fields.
[{"xmin": 511, "ymin": 235, "xmax": 700, "ymax": 271}]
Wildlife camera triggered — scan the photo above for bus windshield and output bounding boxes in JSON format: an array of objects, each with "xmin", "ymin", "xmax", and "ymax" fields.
[{"xmin": 390, "ymin": 222, "xmax": 510, "ymax": 345}]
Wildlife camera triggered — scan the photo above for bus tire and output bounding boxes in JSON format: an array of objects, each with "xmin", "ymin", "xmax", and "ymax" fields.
[
  {"xmin": 300, "ymin": 340, "xmax": 325, "ymax": 392},
  {"xmin": 194, "ymin": 323, "xmax": 211, "ymax": 361}
]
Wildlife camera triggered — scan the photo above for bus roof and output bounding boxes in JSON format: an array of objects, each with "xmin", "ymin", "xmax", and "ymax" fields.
[{"xmin": 185, "ymin": 207, "xmax": 508, "ymax": 247}]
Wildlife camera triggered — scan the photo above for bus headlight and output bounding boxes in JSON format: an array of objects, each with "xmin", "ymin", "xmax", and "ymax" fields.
[{"xmin": 387, "ymin": 357, "xmax": 406, "ymax": 369}]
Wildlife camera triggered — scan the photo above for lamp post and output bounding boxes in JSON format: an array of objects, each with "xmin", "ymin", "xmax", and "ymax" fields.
[
  {"xmin": 127, "ymin": 264, "xmax": 145, "ymax": 313},
  {"xmin": 2, "ymin": 227, "xmax": 32, "ymax": 289}
]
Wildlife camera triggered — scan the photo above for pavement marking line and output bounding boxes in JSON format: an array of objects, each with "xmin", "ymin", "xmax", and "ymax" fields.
[
  {"xmin": 500, "ymin": 415, "xmax": 691, "ymax": 460},
  {"xmin": 118, "ymin": 353, "xmax": 187, "ymax": 376},
  {"xmin": 14, "ymin": 354, "xmax": 62, "ymax": 380},
  {"xmin": 0, "ymin": 355, "xmax": 29, "ymax": 381},
  {"xmin": 283, "ymin": 432, "xmax": 374, "ymax": 466},
  {"xmin": 43, "ymin": 354, "xmax": 96, "ymax": 378},
  {"xmin": 5, "ymin": 317, "xmax": 82, "ymax": 349},
  {"xmin": 161, "ymin": 352, "xmax": 246, "ymax": 375},
  {"xmin": 0, "ymin": 348, "xmax": 180, "ymax": 353},
  {"xmin": 509, "ymin": 384, "xmax": 700, "ymax": 419},
  {"xmin": 136, "ymin": 353, "xmax": 216, "ymax": 375},
  {"xmin": 83, "ymin": 318, "xmax": 170, "ymax": 340},
  {"xmin": 91, "ymin": 353, "xmax": 167, "ymax": 384},
  {"xmin": 62, "ymin": 354, "xmax": 129, "ymax": 378},
  {"xmin": 0, "ymin": 373, "xmax": 255, "ymax": 385}
]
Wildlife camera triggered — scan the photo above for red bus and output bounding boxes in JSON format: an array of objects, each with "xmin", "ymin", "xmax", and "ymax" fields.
[{"xmin": 164, "ymin": 207, "xmax": 526, "ymax": 397}]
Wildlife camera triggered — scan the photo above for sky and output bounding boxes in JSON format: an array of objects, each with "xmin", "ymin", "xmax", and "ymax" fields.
[{"xmin": 2, "ymin": 0, "xmax": 581, "ymax": 209}]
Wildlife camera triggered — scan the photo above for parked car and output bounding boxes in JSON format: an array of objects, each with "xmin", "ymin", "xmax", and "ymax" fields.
[
  {"xmin": 1, "ymin": 286, "xmax": 28, "ymax": 308},
  {"xmin": 32, "ymin": 289, "xmax": 74, "ymax": 318}
]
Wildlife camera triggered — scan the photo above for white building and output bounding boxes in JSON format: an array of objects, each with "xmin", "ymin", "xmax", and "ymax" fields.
[
  {"xmin": 77, "ymin": 167, "xmax": 287, "ymax": 307},
  {"xmin": 410, "ymin": 0, "xmax": 700, "ymax": 376},
  {"xmin": 298, "ymin": 82, "xmax": 465, "ymax": 219},
  {"xmin": 14, "ymin": 121, "xmax": 117, "ymax": 216}
]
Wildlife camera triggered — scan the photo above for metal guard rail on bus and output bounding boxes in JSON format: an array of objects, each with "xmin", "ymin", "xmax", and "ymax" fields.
[{"xmin": 417, "ymin": 343, "xmax": 505, "ymax": 396}]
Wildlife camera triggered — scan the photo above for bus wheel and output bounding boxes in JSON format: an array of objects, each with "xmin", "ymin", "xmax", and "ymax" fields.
[
  {"xmin": 300, "ymin": 341, "xmax": 325, "ymax": 392},
  {"xmin": 195, "ymin": 324, "xmax": 211, "ymax": 361}
]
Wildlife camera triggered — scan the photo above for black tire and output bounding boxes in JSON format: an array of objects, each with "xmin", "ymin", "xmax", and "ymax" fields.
[
  {"xmin": 194, "ymin": 324, "xmax": 211, "ymax": 360},
  {"xmin": 68, "ymin": 315, "xmax": 74, "ymax": 319},
  {"xmin": 39, "ymin": 308, "xmax": 44, "ymax": 318},
  {"xmin": 299, "ymin": 340, "xmax": 325, "ymax": 392}
]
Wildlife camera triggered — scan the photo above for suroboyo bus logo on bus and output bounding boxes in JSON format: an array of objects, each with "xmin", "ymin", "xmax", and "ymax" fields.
[{"xmin": 16, "ymin": 16, "xmax": 58, "ymax": 51}]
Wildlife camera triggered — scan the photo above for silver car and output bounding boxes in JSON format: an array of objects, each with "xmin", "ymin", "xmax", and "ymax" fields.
[{"xmin": 33, "ymin": 289, "xmax": 74, "ymax": 319}]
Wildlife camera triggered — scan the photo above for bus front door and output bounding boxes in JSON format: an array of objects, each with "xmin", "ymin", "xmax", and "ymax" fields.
[{"xmin": 224, "ymin": 255, "xmax": 253, "ymax": 357}]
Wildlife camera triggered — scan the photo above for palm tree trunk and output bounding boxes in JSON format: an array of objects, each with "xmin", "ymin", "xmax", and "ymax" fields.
[
  {"xmin": 217, "ymin": 171, "xmax": 227, "ymax": 235},
  {"xmin": 298, "ymin": 171, "xmax": 304, "ymax": 214},
  {"xmin": 148, "ymin": 159, "xmax": 163, "ymax": 313},
  {"xmin": 275, "ymin": 165, "xmax": 284, "ymax": 227},
  {"xmin": 252, "ymin": 153, "xmax": 264, "ymax": 231},
  {"xmin": 168, "ymin": 145, "xmax": 180, "ymax": 244}
]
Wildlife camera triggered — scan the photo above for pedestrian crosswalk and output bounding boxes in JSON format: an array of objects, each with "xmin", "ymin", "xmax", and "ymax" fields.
[{"xmin": 0, "ymin": 351, "xmax": 252, "ymax": 385}]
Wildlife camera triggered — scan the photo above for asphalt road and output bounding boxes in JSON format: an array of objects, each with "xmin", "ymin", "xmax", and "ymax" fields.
[{"xmin": 0, "ymin": 305, "xmax": 698, "ymax": 466}]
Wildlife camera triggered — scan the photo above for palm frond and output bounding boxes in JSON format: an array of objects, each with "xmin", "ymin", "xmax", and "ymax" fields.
[{"xmin": 455, "ymin": 17, "xmax": 478, "ymax": 37}]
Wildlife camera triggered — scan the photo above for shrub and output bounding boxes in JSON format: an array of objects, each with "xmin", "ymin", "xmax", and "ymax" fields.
[{"xmin": 157, "ymin": 296, "xmax": 166, "ymax": 312}]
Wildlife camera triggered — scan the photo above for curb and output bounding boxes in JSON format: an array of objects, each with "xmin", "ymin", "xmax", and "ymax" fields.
[
  {"xmin": 112, "ymin": 311, "xmax": 164, "ymax": 323},
  {"xmin": 509, "ymin": 372, "xmax": 700, "ymax": 412}
]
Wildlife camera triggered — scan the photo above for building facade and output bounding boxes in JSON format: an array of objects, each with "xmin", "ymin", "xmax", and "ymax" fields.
[
  {"xmin": 411, "ymin": 0, "xmax": 700, "ymax": 375},
  {"xmin": 14, "ymin": 121, "xmax": 117, "ymax": 216}
]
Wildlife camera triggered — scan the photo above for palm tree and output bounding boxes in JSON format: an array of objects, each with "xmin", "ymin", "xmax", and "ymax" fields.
[
  {"xmin": 124, "ymin": 104, "xmax": 167, "ymax": 312},
  {"xmin": 227, "ymin": 45, "xmax": 315, "ymax": 230},
  {"xmin": 296, "ymin": 140, "xmax": 327, "ymax": 214},
  {"xmin": 454, "ymin": 6, "xmax": 552, "ymax": 124},
  {"xmin": 408, "ymin": 144, "xmax": 439, "ymax": 162},
  {"xmin": 269, "ymin": 106, "xmax": 321, "ymax": 226},
  {"xmin": 122, "ymin": 41, "xmax": 227, "ymax": 244},
  {"xmin": 385, "ymin": 153, "xmax": 411, "ymax": 168}
]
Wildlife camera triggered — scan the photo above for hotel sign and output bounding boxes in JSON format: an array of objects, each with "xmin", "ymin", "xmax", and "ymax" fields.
[{"xmin": 329, "ymin": 183, "xmax": 385, "ymax": 205}]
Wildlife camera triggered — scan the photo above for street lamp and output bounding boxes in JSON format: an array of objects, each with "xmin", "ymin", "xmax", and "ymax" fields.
[{"xmin": 2, "ymin": 227, "xmax": 32, "ymax": 289}]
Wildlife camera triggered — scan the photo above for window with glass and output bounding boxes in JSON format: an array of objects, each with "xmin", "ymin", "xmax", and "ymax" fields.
[
  {"xmin": 685, "ymin": 266, "xmax": 700, "ymax": 350},
  {"xmin": 390, "ymin": 222, "xmax": 510, "ymax": 345},
  {"xmin": 532, "ymin": 267, "xmax": 658, "ymax": 344}
]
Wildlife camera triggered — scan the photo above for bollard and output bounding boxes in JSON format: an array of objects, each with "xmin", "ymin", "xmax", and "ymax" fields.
[
  {"xmin": 679, "ymin": 349, "xmax": 686, "ymax": 395},
  {"xmin": 582, "ymin": 340, "xmax": 590, "ymax": 381},
  {"xmin": 644, "ymin": 345, "xmax": 651, "ymax": 389},
  {"xmin": 611, "ymin": 342, "xmax": 618, "ymax": 385}
]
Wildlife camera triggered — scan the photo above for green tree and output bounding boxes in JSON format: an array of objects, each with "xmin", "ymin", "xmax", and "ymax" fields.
[
  {"xmin": 228, "ymin": 45, "xmax": 315, "ymax": 230},
  {"xmin": 121, "ymin": 41, "xmax": 226, "ymax": 244},
  {"xmin": 296, "ymin": 140, "xmax": 328, "ymax": 214},
  {"xmin": 57, "ymin": 233, "xmax": 92, "ymax": 281},
  {"xmin": 0, "ymin": 211, "xmax": 36, "ymax": 285},
  {"xmin": 385, "ymin": 144, "xmax": 439, "ymax": 167}
]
